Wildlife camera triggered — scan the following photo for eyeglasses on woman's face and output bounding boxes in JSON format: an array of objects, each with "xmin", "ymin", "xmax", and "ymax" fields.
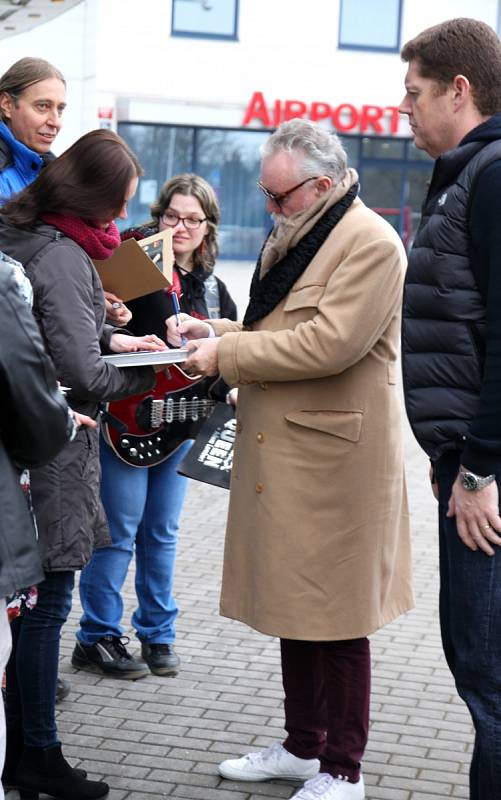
[{"xmin": 160, "ymin": 210, "xmax": 207, "ymax": 230}]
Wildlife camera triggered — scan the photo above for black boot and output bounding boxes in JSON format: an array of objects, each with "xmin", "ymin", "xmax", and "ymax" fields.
[
  {"xmin": 2, "ymin": 726, "xmax": 23, "ymax": 790},
  {"xmin": 16, "ymin": 743, "xmax": 108, "ymax": 800},
  {"xmin": 2, "ymin": 728, "xmax": 87, "ymax": 790}
]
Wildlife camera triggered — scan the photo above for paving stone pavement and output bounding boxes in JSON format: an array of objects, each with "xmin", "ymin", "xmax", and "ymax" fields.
[
  {"xmin": 30, "ymin": 265, "xmax": 476, "ymax": 799},
  {"xmin": 50, "ymin": 421, "xmax": 473, "ymax": 800}
]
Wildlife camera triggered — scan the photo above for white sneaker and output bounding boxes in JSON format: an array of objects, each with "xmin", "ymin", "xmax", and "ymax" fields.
[
  {"xmin": 291, "ymin": 773, "xmax": 365, "ymax": 800},
  {"xmin": 218, "ymin": 741, "xmax": 320, "ymax": 782}
]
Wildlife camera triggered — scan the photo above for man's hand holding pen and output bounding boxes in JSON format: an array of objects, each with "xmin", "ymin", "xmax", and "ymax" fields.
[
  {"xmin": 165, "ymin": 312, "xmax": 212, "ymax": 347},
  {"xmin": 165, "ymin": 312, "xmax": 220, "ymax": 377}
]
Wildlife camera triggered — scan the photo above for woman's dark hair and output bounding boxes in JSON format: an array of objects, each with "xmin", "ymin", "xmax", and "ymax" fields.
[
  {"xmin": 150, "ymin": 173, "xmax": 220, "ymax": 275},
  {"xmin": 1, "ymin": 129, "xmax": 143, "ymax": 228}
]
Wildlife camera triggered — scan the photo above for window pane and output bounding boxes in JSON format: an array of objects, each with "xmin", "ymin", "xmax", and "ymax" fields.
[
  {"xmin": 407, "ymin": 139, "xmax": 434, "ymax": 162},
  {"xmin": 117, "ymin": 124, "xmax": 194, "ymax": 229},
  {"xmin": 173, "ymin": 0, "xmax": 237, "ymax": 38},
  {"xmin": 360, "ymin": 165, "xmax": 402, "ymax": 209},
  {"xmin": 360, "ymin": 165, "xmax": 404, "ymax": 241},
  {"xmin": 404, "ymin": 166, "xmax": 434, "ymax": 248},
  {"xmin": 339, "ymin": 0, "xmax": 400, "ymax": 50},
  {"xmin": 361, "ymin": 137, "xmax": 405, "ymax": 160},
  {"xmin": 339, "ymin": 135, "xmax": 360, "ymax": 167},
  {"xmin": 196, "ymin": 129, "xmax": 269, "ymax": 260}
]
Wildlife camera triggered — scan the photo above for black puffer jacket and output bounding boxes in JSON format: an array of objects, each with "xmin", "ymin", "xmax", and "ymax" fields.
[
  {"xmin": 403, "ymin": 137, "xmax": 501, "ymax": 463},
  {"xmin": 0, "ymin": 257, "xmax": 72, "ymax": 596},
  {"xmin": 0, "ymin": 219, "xmax": 155, "ymax": 571}
]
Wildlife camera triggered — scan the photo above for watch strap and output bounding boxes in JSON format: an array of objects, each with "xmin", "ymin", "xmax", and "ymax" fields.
[{"xmin": 459, "ymin": 466, "xmax": 496, "ymax": 491}]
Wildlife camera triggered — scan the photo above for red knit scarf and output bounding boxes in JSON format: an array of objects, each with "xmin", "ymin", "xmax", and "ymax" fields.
[{"xmin": 41, "ymin": 213, "xmax": 121, "ymax": 260}]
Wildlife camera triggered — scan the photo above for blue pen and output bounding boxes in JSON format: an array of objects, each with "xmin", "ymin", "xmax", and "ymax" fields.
[{"xmin": 170, "ymin": 291, "xmax": 187, "ymax": 346}]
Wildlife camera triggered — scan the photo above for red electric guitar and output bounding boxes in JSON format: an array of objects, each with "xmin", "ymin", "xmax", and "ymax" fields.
[{"xmin": 101, "ymin": 365, "xmax": 217, "ymax": 467}]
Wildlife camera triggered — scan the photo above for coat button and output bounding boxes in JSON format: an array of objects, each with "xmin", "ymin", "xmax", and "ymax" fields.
[
  {"xmin": 236, "ymin": 421, "xmax": 243, "ymax": 433},
  {"xmin": 256, "ymin": 433, "xmax": 264, "ymax": 443},
  {"xmin": 259, "ymin": 382, "xmax": 267, "ymax": 390},
  {"xmin": 255, "ymin": 482, "xmax": 264, "ymax": 493}
]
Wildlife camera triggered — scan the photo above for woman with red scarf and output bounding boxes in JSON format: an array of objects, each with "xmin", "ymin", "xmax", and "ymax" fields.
[{"xmin": 0, "ymin": 129, "xmax": 166, "ymax": 800}]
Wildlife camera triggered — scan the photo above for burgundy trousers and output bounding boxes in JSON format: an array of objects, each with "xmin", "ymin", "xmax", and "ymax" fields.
[{"xmin": 280, "ymin": 637, "xmax": 370, "ymax": 783}]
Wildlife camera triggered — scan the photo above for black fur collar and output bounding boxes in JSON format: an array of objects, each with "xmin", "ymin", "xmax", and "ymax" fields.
[{"xmin": 243, "ymin": 184, "xmax": 358, "ymax": 327}]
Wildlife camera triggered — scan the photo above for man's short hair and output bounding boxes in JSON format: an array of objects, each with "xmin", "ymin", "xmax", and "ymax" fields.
[
  {"xmin": 261, "ymin": 119, "xmax": 347, "ymax": 184},
  {"xmin": 401, "ymin": 17, "xmax": 501, "ymax": 116}
]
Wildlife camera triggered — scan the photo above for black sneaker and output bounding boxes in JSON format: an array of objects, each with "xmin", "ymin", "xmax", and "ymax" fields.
[
  {"xmin": 141, "ymin": 643, "xmax": 180, "ymax": 676},
  {"xmin": 71, "ymin": 636, "xmax": 149, "ymax": 680}
]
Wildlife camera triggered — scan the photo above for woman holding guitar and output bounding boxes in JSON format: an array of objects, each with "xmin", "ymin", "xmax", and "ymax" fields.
[{"xmin": 72, "ymin": 174, "xmax": 237, "ymax": 680}]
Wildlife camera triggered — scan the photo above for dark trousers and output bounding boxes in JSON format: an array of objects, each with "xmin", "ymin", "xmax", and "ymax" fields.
[
  {"xmin": 435, "ymin": 452, "xmax": 501, "ymax": 800},
  {"xmin": 5, "ymin": 571, "xmax": 74, "ymax": 748},
  {"xmin": 280, "ymin": 637, "xmax": 370, "ymax": 783}
]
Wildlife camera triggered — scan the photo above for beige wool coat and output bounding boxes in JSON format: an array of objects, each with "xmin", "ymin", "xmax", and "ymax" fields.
[{"xmin": 211, "ymin": 178, "xmax": 414, "ymax": 641}]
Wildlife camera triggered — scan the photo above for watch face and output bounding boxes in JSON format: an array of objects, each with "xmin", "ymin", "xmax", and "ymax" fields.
[{"xmin": 461, "ymin": 472, "xmax": 478, "ymax": 491}]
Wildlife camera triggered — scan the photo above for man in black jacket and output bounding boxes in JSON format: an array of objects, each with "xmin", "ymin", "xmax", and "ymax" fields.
[
  {"xmin": 399, "ymin": 18, "xmax": 501, "ymax": 800},
  {"xmin": 0, "ymin": 252, "xmax": 78, "ymax": 788}
]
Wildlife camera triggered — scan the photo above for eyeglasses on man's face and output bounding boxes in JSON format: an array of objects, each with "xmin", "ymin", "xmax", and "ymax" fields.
[
  {"xmin": 161, "ymin": 211, "xmax": 208, "ymax": 230},
  {"xmin": 256, "ymin": 176, "xmax": 320, "ymax": 209}
]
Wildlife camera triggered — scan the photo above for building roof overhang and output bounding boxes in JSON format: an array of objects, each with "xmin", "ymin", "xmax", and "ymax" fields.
[{"xmin": 0, "ymin": 0, "xmax": 83, "ymax": 40}]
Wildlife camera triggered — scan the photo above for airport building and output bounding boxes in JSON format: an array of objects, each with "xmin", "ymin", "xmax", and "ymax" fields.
[{"xmin": 1, "ymin": 0, "xmax": 500, "ymax": 257}]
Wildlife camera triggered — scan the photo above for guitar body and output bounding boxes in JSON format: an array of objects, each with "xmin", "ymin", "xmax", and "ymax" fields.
[{"xmin": 101, "ymin": 365, "xmax": 216, "ymax": 467}]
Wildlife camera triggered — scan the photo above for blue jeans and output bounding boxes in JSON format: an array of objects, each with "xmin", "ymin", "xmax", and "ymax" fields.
[
  {"xmin": 435, "ymin": 452, "xmax": 501, "ymax": 800},
  {"xmin": 5, "ymin": 571, "xmax": 74, "ymax": 748},
  {"xmin": 77, "ymin": 437, "xmax": 191, "ymax": 645}
]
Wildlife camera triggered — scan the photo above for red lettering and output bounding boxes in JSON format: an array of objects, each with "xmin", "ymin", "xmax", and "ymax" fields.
[
  {"xmin": 272, "ymin": 99, "xmax": 282, "ymax": 126},
  {"xmin": 242, "ymin": 94, "xmax": 401, "ymax": 135},
  {"xmin": 283, "ymin": 100, "xmax": 308, "ymax": 121},
  {"xmin": 242, "ymin": 91, "xmax": 271, "ymax": 127},
  {"xmin": 360, "ymin": 105, "xmax": 384, "ymax": 134},
  {"xmin": 385, "ymin": 106, "xmax": 400, "ymax": 134},
  {"xmin": 331, "ymin": 103, "xmax": 359, "ymax": 132},
  {"xmin": 310, "ymin": 102, "xmax": 332, "ymax": 122}
]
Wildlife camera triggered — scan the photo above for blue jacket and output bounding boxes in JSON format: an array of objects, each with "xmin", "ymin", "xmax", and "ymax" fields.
[{"xmin": 0, "ymin": 120, "xmax": 44, "ymax": 202}]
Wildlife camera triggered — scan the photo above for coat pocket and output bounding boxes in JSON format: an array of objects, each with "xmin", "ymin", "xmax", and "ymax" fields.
[
  {"xmin": 282, "ymin": 284, "xmax": 324, "ymax": 312},
  {"xmin": 285, "ymin": 409, "xmax": 363, "ymax": 442}
]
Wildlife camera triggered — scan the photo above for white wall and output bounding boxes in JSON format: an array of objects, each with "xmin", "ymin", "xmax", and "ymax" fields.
[
  {"xmin": 1, "ymin": 0, "xmax": 499, "ymax": 146},
  {"xmin": 92, "ymin": 0, "xmax": 501, "ymax": 132}
]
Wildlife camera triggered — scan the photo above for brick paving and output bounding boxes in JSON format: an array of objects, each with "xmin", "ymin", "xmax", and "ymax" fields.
[
  {"xmin": 53, "ymin": 420, "xmax": 473, "ymax": 800},
  {"xmin": 16, "ymin": 264, "xmax": 476, "ymax": 799}
]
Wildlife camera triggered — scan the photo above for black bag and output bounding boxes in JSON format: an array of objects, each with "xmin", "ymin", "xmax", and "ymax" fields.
[{"xmin": 177, "ymin": 402, "xmax": 235, "ymax": 490}]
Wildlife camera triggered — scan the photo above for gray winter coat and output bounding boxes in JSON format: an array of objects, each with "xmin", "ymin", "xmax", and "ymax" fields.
[
  {"xmin": 0, "ymin": 219, "xmax": 155, "ymax": 571},
  {"xmin": 0, "ymin": 255, "xmax": 72, "ymax": 595}
]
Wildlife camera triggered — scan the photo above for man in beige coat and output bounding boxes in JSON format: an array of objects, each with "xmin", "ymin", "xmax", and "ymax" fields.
[{"xmin": 168, "ymin": 119, "xmax": 414, "ymax": 800}]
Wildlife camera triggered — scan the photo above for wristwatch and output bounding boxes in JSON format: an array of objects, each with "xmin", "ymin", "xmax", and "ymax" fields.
[{"xmin": 459, "ymin": 466, "xmax": 496, "ymax": 491}]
